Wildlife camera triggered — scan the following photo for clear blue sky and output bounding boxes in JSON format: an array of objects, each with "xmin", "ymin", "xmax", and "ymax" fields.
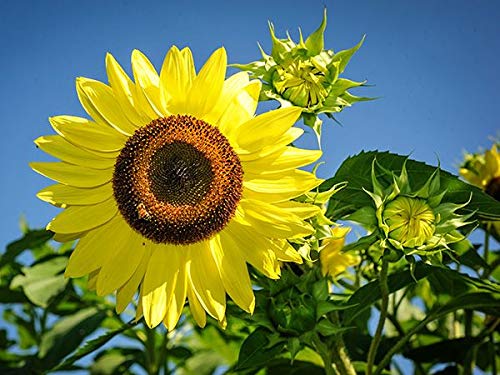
[{"xmin": 1, "ymin": 0, "xmax": 499, "ymax": 247}]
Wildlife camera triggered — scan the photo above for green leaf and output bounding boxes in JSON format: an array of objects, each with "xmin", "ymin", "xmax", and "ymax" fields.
[
  {"xmin": 435, "ymin": 292, "xmax": 500, "ymax": 317},
  {"xmin": 344, "ymin": 263, "xmax": 433, "ymax": 324},
  {"xmin": 316, "ymin": 301, "xmax": 358, "ymax": 320},
  {"xmin": 39, "ymin": 307, "xmax": 107, "ymax": 371},
  {"xmin": 90, "ymin": 349, "xmax": 136, "ymax": 375},
  {"xmin": 234, "ymin": 327, "xmax": 285, "ymax": 371},
  {"xmin": 322, "ymin": 150, "xmax": 500, "ymax": 221},
  {"xmin": 10, "ymin": 256, "xmax": 68, "ymax": 307},
  {"xmin": 50, "ymin": 320, "xmax": 135, "ymax": 372},
  {"xmin": 0, "ymin": 230, "xmax": 53, "ymax": 269},
  {"xmin": 316, "ymin": 319, "xmax": 354, "ymax": 337}
]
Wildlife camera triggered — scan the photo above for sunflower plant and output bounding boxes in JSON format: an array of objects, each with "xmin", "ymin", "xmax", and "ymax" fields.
[{"xmin": 1, "ymin": 9, "xmax": 500, "ymax": 375}]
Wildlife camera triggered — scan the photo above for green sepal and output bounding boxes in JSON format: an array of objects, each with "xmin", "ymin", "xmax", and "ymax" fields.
[
  {"xmin": 333, "ymin": 35, "xmax": 366, "ymax": 74},
  {"xmin": 305, "ymin": 8, "xmax": 327, "ymax": 55}
]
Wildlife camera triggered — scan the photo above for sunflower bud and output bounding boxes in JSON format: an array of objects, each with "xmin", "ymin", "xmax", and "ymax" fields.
[
  {"xmin": 233, "ymin": 9, "xmax": 371, "ymax": 142},
  {"xmin": 382, "ymin": 197, "xmax": 436, "ymax": 248},
  {"xmin": 346, "ymin": 160, "xmax": 475, "ymax": 262}
]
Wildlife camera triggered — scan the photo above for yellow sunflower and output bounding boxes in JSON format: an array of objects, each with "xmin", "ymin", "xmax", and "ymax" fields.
[
  {"xmin": 460, "ymin": 144, "xmax": 500, "ymax": 199},
  {"xmin": 31, "ymin": 46, "xmax": 323, "ymax": 329}
]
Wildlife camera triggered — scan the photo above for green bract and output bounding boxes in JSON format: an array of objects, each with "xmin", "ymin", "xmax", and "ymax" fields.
[
  {"xmin": 233, "ymin": 9, "xmax": 371, "ymax": 143},
  {"xmin": 345, "ymin": 160, "xmax": 475, "ymax": 262}
]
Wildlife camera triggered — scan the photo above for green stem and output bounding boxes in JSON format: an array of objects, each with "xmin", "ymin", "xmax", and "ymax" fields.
[
  {"xmin": 313, "ymin": 334, "xmax": 337, "ymax": 375},
  {"xmin": 366, "ymin": 258, "xmax": 389, "ymax": 375},
  {"xmin": 158, "ymin": 332, "xmax": 169, "ymax": 375},
  {"xmin": 373, "ymin": 315, "xmax": 434, "ymax": 375},
  {"xmin": 330, "ymin": 312, "xmax": 357, "ymax": 375},
  {"xmin": 144, "ymin": 327, "xmax": 158, "ymax": 375}
]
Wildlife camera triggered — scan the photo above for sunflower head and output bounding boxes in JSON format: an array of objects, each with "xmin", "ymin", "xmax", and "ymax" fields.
[
  {"xmin": 31, "ymin": 45, "xmax": 323, "ymax": 329},
  {"xmin": 460, "ymin": 143, "xmax": 500, "ymax": 199},
  {"xmin": 346, "ymin": 160, "xmax": 474, "ymax": 261},
  {"xmin": 233, "ymin": 9, "xmax": 370, "ymax": 136}
]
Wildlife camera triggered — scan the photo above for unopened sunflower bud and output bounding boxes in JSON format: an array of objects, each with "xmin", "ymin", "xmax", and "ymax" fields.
[{"xmin": 233, "ymin": 9, "xmax": 371, "ymax": 142}]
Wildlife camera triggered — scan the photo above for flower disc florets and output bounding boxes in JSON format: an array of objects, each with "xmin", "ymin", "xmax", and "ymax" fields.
[
  {"xmin": 113, "ymin": 115, "xmax": 243, "ymax": 245},
  {"xmin": 346, "ymin": 159, "xmax": 474, "ymax": 259}
]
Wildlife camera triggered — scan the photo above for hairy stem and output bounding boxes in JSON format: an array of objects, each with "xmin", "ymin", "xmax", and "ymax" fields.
[{"xmin": 330, "ymin": 312, "xmax": 357, "ymax": 375}]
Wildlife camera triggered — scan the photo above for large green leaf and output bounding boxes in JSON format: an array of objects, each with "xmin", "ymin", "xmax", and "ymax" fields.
[
  {"xmin": 38, "ymin": 307, "xmax": 107, "ymax": 370},
  {"xmin": 0, "ymin": 230, "xmax": 53, "ymax": 269},
  {"xmin": 321, "ymin": 151, "xmax": 500, "ymax": 221},
  {"xmin": 10, "ymin": 256, "xmax": 68, "ymax": 307}
]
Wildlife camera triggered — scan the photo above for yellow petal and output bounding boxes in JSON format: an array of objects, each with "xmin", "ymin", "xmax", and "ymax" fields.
[
  {"xmin": 159, "ymin": 46, "xmax": 194, "ymax": 112},
  {"xmin": 53, "ymin": 232, "xmax": 84, "ymax": 242},
  {"xmin": 142, "ymin": 244, "xmax": 181, "ymax": 328},
  {"xmin": 50, "ymin": 115, "xmax": 126, "ymax": 153},
  {"xmin": 186, "ymin": 242, "xmax": 226, "ymax": 321},
  {"xmin": 273, "ymin": 240, "xmax": 303, "ymax": 263},
  {"xmin": 34, "ymin": 135, "xmax": 115, "ymax": 170},
  {"xmin": 186, "ymin": 47, "xmax": 227, "ymax": 118},
  {"xmin": 238, "ymin": 127, "xmax": 304, "ymax": 161},
  {"xmin": 30, "ymin": 162, "xmax": 113, "ymax": 188},
  {"xmin": 76, "ymin": 77, "xmax": 138, "ymax": 135},
  {"xmin": 204, "ymin": 71, "xmax": 250, "ymax": 125},
  {"xmin": 225, "ymin": 221, "xmax": 281, "ymax": 279},
  {"xmin": 106, "ymin": 53, "xmax": 150, "ymax": 125},
  {"xmin": 37, "ymin": 183, "xmax": 113, "ymax": 207},
  {"xmin": 164, "ymin": 257, "xmax": 187, "ymax": 330},
  {"xmin": 218, "ymin": 80, "xmax": 261, "ymax": 143},
  {"xmin": 236, "ymin": 107, "xmax": 302, "ymax": 152},
  {"xmin": 87, "ymin": 269, "xmax": 100, "ymax": 291},
  {"xmin": 65, "ymin": 215, "xmax": 126, "ymax": 277},
  {"xmin": 116, "ymin": 245, "xmax": 152, "ymax": 313},
  {"xmin": 47, "ymin": 198, "xmax": 117, "ymax": 234},
  {"xmin": 96, "ymin": 229, "xmax": 146, "ymax": 296},
  {"xmin": 187, "ymin": 285, "xmax": 206, "ymax": 328},
  {"xmin": 236, "ymin": 199, "xmax": 314, "ymax": 239},
  {"xmin": 210, "ymin": 234, "xmax": 255, "ymax": 313},
  {"xmin": 275, "ymin": 201, "xmax": 322, "ymax": 220},
  {"xmin": 131, "ymin": 49, "xmax": 165, "ymax": 117},
  {"xmin": 243, "ymin": 147, "xmax": 321, "ymax": 175},
  {"xmin": 243, "ymin": 169, "xmax": 322, "ymax": 203}
]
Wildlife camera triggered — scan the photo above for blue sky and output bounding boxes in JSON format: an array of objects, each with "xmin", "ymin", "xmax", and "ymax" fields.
[{"xmin": 1, "ymin": 0, "xmax": 499, "ymax": 247}]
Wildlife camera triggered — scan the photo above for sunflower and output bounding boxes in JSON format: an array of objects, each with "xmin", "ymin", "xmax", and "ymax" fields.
[{"xmin": 31, "ymin": 46, "xmax": 323, "ymax": 329}]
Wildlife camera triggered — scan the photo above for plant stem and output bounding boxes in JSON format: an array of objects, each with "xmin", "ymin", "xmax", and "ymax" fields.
[
  {"xmin": 373, "ymin": 315, "xmax": 434, "ymax": 375},
  {"xmin": 366, "ymin": 258, "xmax": 389, "ymax": 375},
  {"xmin": 330, "ymin": 312, "xmax": 357, "ymax": 375},
  {"xmin": 313, "ymin": 333, "xmax": 336, "ymax": 375},
  {"xmin": 144, "ymin": 326, "xmax": 158, "ymax": 375}
]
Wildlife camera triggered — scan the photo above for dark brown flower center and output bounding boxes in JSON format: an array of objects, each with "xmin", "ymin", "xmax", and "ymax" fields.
[
  {"xmin": 486, "ymin": 176, "xmax": 500, "ymax": 201},
  {"xmin": 113, "ymin": 115, "xmax": 243, "ymax": 245}
]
